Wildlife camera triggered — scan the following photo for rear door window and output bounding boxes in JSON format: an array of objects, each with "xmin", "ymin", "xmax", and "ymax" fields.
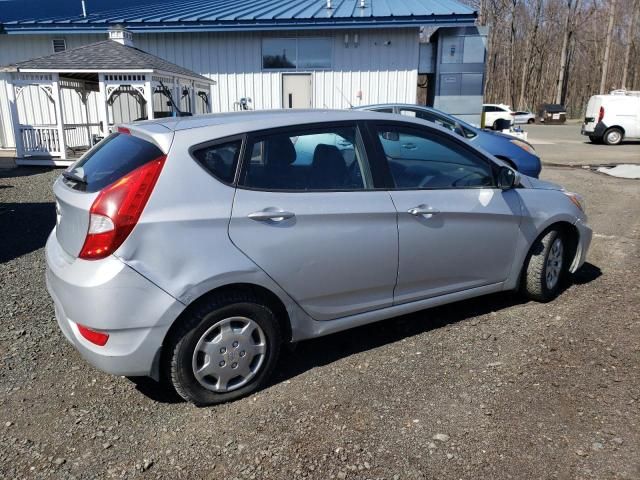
[
  {"xmin": 239, "ymin": 125, "xmax": 371, "ymax": 191},
  {"xmin": 63, "ymin": 132, "xmax": 163, "ymax": 193}
]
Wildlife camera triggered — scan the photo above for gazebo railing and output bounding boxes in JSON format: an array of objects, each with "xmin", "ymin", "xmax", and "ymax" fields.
[
  {"xmin": 19, "ymin": 125, "xmax": 62, "ymax": 156},
  {"xmin": 64, "ymin": 123, "xmax": 102, "ymax": 149}
]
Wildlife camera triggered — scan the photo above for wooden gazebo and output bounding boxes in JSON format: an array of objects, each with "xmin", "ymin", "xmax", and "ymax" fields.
[{"xmin": 1, "ymin": 27, "xmax": 215, "ymax": 166}]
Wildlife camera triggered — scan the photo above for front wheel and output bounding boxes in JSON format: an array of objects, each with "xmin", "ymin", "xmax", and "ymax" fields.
[
  {"xmin": 165, "ymin": 292, "xmax": 281, "ymax": 406},
  {"xmin": 522, "ymin": 229, "xmax": 566, "ymax": 302},
  {"xmin": 527, "ymin": 118, "xmax": 535, "ymax": 124}
]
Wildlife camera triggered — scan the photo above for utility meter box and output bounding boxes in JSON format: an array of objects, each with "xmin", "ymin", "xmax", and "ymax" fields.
[{"xmin": 423, "ymin": 26, "xmax": 487, "ymax": 126}]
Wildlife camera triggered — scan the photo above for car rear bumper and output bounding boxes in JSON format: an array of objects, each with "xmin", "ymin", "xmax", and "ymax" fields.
[
  {"xmin": 581, "ymin": 121, "xmax": 607, "ymax": 137},
  {"xmin": 45, "ymin": 229, "xmax": 184, "ymax": 378}
]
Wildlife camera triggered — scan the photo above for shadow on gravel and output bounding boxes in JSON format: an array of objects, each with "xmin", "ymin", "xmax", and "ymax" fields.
[
  {"xmin": 571, "ymin": 262, "xmax": 602, "ymax": 284},
  {"xmin": 126, "ymin": 262, "xmax": 601, "ymax": 404},
  {"xmin": 0, "ymin": 166, "xmax": 54, "ymax": 179},
  {"xmin": 127, "ymin": 377, "xmax": 184, "ymax": 404},
  {"xmin": 0, "ymin": 202, "xmax": 55, "ymax": 263},
  {"xmin": 271, "ymin": 262, "xmax": 602, "ymax": 386}
]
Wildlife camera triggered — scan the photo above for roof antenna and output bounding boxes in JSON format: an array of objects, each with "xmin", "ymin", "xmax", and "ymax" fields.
[{"xmin": 81, "ymin": 0, "xmax": 87, "ymax": 18}]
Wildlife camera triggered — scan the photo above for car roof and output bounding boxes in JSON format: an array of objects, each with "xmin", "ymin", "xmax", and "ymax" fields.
[
  {"xmin": 358, "ymin": 103, "xmax": 481, "ymax": 130},
  {"xmin": 126, "ymin": 108, "xmax": 472, "ymax": 152},
  {"xmin": 131, "ymin": 109, "xmax": 395, "ymax": 133}
]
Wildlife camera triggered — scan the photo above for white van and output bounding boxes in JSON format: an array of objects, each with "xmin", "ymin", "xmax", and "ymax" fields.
[{"xmin": 581, "ymin": 90, "xmax": 640, "ymax": 145}]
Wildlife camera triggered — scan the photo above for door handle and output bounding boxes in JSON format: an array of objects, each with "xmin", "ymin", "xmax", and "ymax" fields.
[
  {"xmin": 402, "ymin": 142, "xmax": 417, "ymax": 150},
  {"xmin": 407, "ymin": 205, "xmax": 440, "ymax": 217},
  {"xmin": 248, "ymin": 209, "xmax": 295, "ymax": 222}
]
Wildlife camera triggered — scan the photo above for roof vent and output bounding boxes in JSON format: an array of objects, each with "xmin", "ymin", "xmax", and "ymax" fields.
[{"xmin": 109, "ymin": 25, "xmax": 133, "ymax": 47}]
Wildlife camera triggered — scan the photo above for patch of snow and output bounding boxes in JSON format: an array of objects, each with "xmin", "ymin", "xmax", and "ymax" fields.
[{"xmin": 596, "ymin": 164, "xmax": 640, "ymax": 179}]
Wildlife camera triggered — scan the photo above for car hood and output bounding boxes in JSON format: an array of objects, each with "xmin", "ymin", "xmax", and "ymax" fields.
[{"xmin": 520, "ymin": 176, "xmax": 563, "ymax": 191}]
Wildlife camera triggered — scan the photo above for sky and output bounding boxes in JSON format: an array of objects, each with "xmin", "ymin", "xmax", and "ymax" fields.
[{"xmin": 0, "ymin": 0, "xmax": 176, "ymax": 22}]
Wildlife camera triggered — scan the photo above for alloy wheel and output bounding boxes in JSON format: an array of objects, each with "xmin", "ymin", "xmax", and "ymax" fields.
[{"xmin": 545, "ymin": 238, "xmax": 563, "ymax": 290}]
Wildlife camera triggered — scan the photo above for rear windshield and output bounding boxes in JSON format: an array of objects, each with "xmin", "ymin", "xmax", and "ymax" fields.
[{"xmin": 63, "ymin": 132, "xmax": 163, "ymax": 192}]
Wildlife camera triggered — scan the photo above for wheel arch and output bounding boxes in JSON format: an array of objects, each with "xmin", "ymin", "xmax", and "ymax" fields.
[
  {"xmin": 152, "ymin": 282, "xmax": 294, "ymax": 382},
  {"xmin": 172, "ymin": 282, "xmax": 292, "ymax": 342},
  {"xmin": 606, "ymin": 125, "xmax": 625, "ymax": 135},
  {"xmin": 519, "ymin": 220, "xmax": 580, "ymax": 287}
]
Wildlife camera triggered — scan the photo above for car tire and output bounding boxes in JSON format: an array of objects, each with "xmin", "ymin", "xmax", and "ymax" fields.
[
  {"xmin": 522, "ymin": 229, "xmax": 566, "ymax": 303},
  {"xmin": 527, "ymin": 118, "xmax": 535, "ymax": 124},
  {"xmin": 492, "ymin": 120, "xmax": 499, "ymax": 130},
  {"xmin": 603, "ymin": 128, "xmax": 623, "ymax": 145},
  {"xmin": 164, "ymin": 291, "xmax": 282, "ymax": 406}
]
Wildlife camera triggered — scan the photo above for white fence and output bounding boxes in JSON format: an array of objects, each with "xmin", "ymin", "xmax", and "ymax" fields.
[{"xmin": 20, "ymin": 125, "xmax": 61, "ymax": 156}]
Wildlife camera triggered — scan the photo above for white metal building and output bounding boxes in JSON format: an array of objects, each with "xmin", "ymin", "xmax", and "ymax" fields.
[{"xmin": 0, "ymin": 0, "xmax": 478, "ymax": 163}]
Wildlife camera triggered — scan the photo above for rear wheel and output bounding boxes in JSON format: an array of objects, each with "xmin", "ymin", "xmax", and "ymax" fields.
[
  {"xmin": 603, "ymin": 128, "xmax": 623, "ymax": 145},
  {"xmin": 492, "ymin": 120, "xmax": 500, "ymax": 130},
  {"xmin": 527, "ymin": 118, "xmax": 535, "ymax": 124},
  {"xmin": 164, "ymin": 292, "xmax": 281, "ymax": 406},
  {"xmin": 522, "ymin": 229, "xmax": 566, "ymax": 302}
]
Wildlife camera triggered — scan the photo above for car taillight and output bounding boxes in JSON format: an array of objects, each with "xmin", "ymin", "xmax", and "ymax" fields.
[
  {"xmin": 79, "ymin": 156, "xmax": 166, "ymax": 260},
  {"xmin": 77, "ymin": 324, "xmax": 109, "ymax": 346},
  {"xmin": 598, "ymin": 106, "xmax": 605, "ymax": 123}
]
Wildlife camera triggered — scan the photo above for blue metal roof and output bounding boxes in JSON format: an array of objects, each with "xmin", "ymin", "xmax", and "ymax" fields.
[{"xmin": 2, "ymin": 0, "xmax": 477, "ymax": 34}]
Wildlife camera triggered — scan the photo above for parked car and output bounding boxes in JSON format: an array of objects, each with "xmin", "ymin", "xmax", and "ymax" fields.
[
  {"xmin": 514, "ymin": 111, "xmax": 536, "ymax": 124},
  {"xmin": 581, "ymin": 90, "xmax": 640, "ymax": 145},
  {"xmin": 357, "ymin": 104, "xmax": 541, "ymax": 178},
  {"xmin": 537, "ymin": 104, "xmax": 567, "ymax": 124},
  {"xmin": 482, "ymin": 103, "xmax": 515, "ymax": 129},
  {"xmin": 47, "ymin": 110, "xmax": 591, "ymax": 406}
]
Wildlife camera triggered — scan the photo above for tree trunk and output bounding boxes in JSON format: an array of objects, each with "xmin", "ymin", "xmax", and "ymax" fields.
[
  {"xmin": 555, "ymin": 1, "xmax": 573, "ymax": 104},
  {"xmin": 600, "ymin": 0, "xmax": 617, "ymax": 94},
  {"xmin": 517, "ymin": 0, "xmax": 543, "ymax": 109},
  {"xmin": 509, "ymin": 0, "xmax": 518, "ymax": 107},
  {"xmin": 622, "ymin": 0, "xmax": 639, "ymax": 89}
]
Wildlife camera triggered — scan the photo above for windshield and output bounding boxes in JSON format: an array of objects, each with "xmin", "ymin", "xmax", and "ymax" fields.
[{"xmin": 429, "ymin": 108, "xmax": 476, "ymax": 131}]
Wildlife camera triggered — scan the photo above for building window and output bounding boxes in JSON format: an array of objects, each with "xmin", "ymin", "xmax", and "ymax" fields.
[
  {"xmin": 262, "ymin": 38, "xmax": 297, "ymax": 69},
  {"xmin": 262, "ymin": 37, "xmax": 332, "ymax": 70},
  {"xmin": 52, "ymin": 39, "xmax": 67, "ymax": 53}
]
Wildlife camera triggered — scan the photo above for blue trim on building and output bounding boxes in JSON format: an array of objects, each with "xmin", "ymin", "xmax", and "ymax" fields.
[{"xmin": 1, "ymin": 0, "xmax": 477, "ymax": 34}]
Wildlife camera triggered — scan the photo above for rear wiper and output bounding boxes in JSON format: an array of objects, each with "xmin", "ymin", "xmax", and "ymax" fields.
[{"xmin": 62, "ymin": 170, "xmax": 87, "ymax": 185}]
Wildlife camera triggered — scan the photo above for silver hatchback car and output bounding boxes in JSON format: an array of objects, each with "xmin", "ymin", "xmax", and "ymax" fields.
[{"xmin": 46, "ymin": 110, "xmax": 591, "ymax": 406}]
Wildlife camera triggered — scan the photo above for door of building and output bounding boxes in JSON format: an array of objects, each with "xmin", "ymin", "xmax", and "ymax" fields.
[{"xmin": 282, "ymin": 74, "xmax": 312, "ymax": 109}]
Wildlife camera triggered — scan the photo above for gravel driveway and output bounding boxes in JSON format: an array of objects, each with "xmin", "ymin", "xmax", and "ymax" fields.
[{"xmin": 0, "ymin": 166, "xmax": 638, "ymax": 479}]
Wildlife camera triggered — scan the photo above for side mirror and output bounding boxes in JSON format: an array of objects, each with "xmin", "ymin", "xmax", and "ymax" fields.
[{"xmin": 497, "ymin": 166, "xmax": 519, "ymax": 190}]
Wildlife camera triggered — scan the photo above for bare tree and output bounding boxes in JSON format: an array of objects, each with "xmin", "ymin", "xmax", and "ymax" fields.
[
  {"xmin": 600, "ymin": 0, "xmax": 617, "ymax": 93},
  {"xmin": 622, "ymin": 0, "xmax": 639, "ymax": 88},
  {"xmin": 458, "ymin": 0, "xmax": 638, "ymax": 116},
  {"xmin": 517, "ymin": 0, "xmax": 543, "ymax": 109}
]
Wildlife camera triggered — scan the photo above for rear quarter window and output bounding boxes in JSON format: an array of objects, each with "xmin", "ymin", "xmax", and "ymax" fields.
[
  {"xmin": 191, "ymin": 140, "xmax": 242, "ymax": 184},
  {"xmin": 64, "ymin": 132, "xmax": 163, "ymax": 193}
]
